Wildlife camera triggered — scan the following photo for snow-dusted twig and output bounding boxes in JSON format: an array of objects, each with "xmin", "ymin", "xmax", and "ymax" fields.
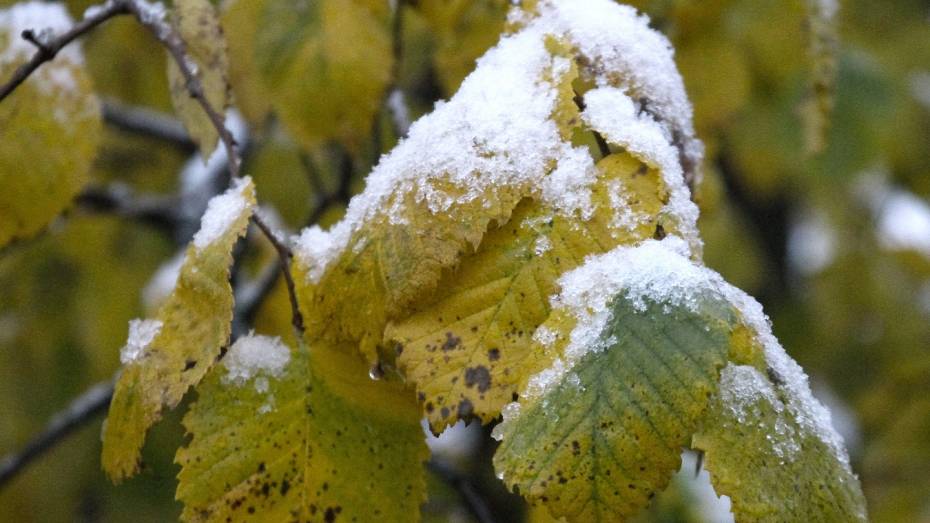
[
  {"xmin": 0, "ymin": 0, "xmax": 131, "ymax": 101},
  {"xmin": 0, "ymin": 379, "xmax": 114, "ymax": 490},
  {"xmin": 102, "ymin": 99, "xmax": 196, "ymax": 152}
]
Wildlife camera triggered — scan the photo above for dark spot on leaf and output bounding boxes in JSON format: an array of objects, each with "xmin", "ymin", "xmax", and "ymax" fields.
[
  {"xmin": 280, "ymin": 479, "xmax": 290, "ymax": 496},
  {"xmin": 183, "ymin": 359, "xmax": 196, "ymax": 371},
  {"xmin": 442, "ymin": 332, "xmax": 462, "ymax": 351},
  {"xmin": 464, "ymin": 366, "xmax": 491, "ymax": 392},
  {"xmin": 488, "ymin": 348, "xmax": 500, "ymax": 361},
  {"xmin": 457, "ymin": 399, "xmax": 474, "ymax": 418}
]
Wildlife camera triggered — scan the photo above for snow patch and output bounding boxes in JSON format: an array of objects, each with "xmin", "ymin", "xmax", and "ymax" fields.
[
  {"xmin": 294, "ymin": 0, "xmax": 702, "ymax": 283},
  {"xmin": 222, "ymin": 334, "xmax": 291, "ymax": 387},
  {"xmin": 192, "ymin": 176, "xmax": 252, "ymax": 250},
  {"xmin": 120, "ymin": 319, "xmax": 163, "ymax": 364}
]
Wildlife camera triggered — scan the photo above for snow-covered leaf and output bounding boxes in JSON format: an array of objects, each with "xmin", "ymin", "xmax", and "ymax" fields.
[
  {"xmin": 0, "ymin": 2, "xmax": 101, "ymax": 248},
  {"xmin": 176, "ymin": 338, "xmax": 427, "ymax": 522},
  {"xmin": 386, "ymin": 152, "xmax": 674, "ymax": 430},
  {"xmin": 492, "ymin": 239, "xmax": 735, "ymax": 522},
  {"xmin": 692, "ymin": 287, "xmax": 868, "ymax": 522},
  {"xmin": 102, "ymin": 178, "xmax": 255, "ymax": 482}
]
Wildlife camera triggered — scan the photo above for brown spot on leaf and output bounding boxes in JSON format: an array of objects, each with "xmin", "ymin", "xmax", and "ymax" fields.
[{"xmin": 488, "ymin": 348, "xmax": 500, "ymax": 361}]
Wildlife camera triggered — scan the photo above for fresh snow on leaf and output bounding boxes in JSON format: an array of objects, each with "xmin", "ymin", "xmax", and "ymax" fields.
[
  {"xmin": 0, "ymin": 2, "xmax": 83, "ymax": 68},
  {"xmin": 102, "ymin": 178, "xmax": 256, "ymax": 482},
  {"xmin": 492, "ymin": 250, "xmax": 735, "ymax": 521},
  {"xmin": 293, "ymin": 0, "xmax": 703, "ymax": 284},
  {"xmin": 193, "ymin": 177, "xmax": 252, "ymax": 249},
  {"xmin": 222, "ymin": 333, "xmax": 291, "ymax": 386},
  {"xmin": 0, "ymin": 2, "xmax": 101, "ymax": 247},
  {"xmin": 177, "ymin": 342, "xmax": 428, "ymax": 523},
  {"xmin": 119, "ymin": 319, "xmax": 163, "ymax": 364}
]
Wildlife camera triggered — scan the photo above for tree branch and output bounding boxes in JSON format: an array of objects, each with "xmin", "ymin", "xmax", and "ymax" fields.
[
  {"xmin": 75, "ymin": 183, "xmax": 180, "ymax": 233},
  {"xmin": 251, "ymin": 212, "xmax": 305, "ymax": 335},
  {"xmin": 0, "ymin": 379, "xmax": 114, "ymax": 490},
  {"xmin": 0, "ymin": 1, "xmax": 131, "ymax": 102},
  {"xmin": 102, "ymin": 99, "xmax": 196, "ymax": 152}
]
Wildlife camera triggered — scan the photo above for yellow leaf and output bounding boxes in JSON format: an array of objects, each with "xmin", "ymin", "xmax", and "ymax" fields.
[
  {"xmin": 253, "ymin": 0, "xmax": 392, "ymax": 151},
  {"xmin": 176, "ymin": 336, "xmax": 427, "ymax": 522},
  {"xmin": 0, "ymin": 3, "xmax": 101, "ymax": 248},
  {"xmin": 102, "ymin": 178, "xmax": 256, "ymax": 482},
  {"xmin": 168, "ymin": 0, "xmax": 230, "ymax": 158},
  {"xmin": 386, "ymin": 152, "xmax": 672, "ymax": 430}
]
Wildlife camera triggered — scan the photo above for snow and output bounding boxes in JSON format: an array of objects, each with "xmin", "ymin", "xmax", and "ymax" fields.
[
  {"xmin": 0, "ymin": 2, "xmax": 82, "ymax": 66},
  {"xmin": 222, "ymin": 333, "xmax": 291, "ymax": 387},
  {"xmin": 719, "ymin": 285, "xmax": 852, "ymax": 468},
  {"xmin": 492, "ymin": 235, "xmax": 853, "ymax": 473},
  {"xmin": 876, "ymin": 190, "xmax": 930, "ymax": 257},
  {"xmin": 504, "ymin": 236, "xmax": 725, "ymax": 406},
  {"xmin": 120, "ymin": 318, "xmax": 163, "ymax": 364},
  {"xmin": 856, "ymin": 170, "xmax": 930, "ymax": 258},
  {"xmin": 582, "ymin": 86, "xmax": 700, "ymax": 247},
  {"xmin": 192, "ymin": 176, "xmax": 251, "ymax": 250},
  {"xmin": 787, "ymin": 208, "xmax": 837, "ymax": 276},
  {"xmin": 0, "ymin": 2, "xmax": 83, "ymax": 94},
  {"xmin": 294, "ymin": 0, "xmax": 702, "ymax": 283}
]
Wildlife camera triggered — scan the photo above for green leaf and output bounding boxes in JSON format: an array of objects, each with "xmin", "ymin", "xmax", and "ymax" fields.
[
  {"xmin": 385, "ymin": 152, "xmax": 673, "ymax": 430},
  {"xmin": 492, "ymin": 281, "xmax": 734, "ymax": 522},
  {"xmin": 253, "ymin": 0, "xmax": 392, "ymax": 151},
  {"xmin": 0, "ymin": 3, "xmax": 101, "ymax": 248},
  {"xmin": 168, "ymin": 0, "xmax": 230, "ymax": 158},
  {"xmin": 176, "ymin": 337, "xmax": 427, "ymax": 522},
  {"xmin": 102, "ymin": 178, "xmax": 256, "ymax": 482},
  {"xmin": 693, "ymin": 363, "xmax": 867, "ymax": 522}
]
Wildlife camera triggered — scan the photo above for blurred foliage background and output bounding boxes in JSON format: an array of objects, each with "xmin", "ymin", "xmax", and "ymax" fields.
[{"xmin": 0, "ymin": 0, "xmax": 928, "ymax": 521}]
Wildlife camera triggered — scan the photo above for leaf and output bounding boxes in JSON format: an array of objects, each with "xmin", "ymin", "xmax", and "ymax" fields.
[
  {"xmin": 176, "ymin": 336, "xmax": 427, "ymax": 522},
  {"xmin": 292, "ymin": 35, "xmax": 582, "ymax": 364},
  {"xmin": 253, "ymin": 0, "xmax": 392, "ymax": 151},
  {"xmin": 385, "ymin": 152, "xmax": 673, "ymax": 430},
  {"xmin": 691, "ymin": 294, "xmax": 868, "ymax": 522},
  {"xmin": 492, "ymin": 259, "xmax": 735, "ymax": 522},
  {"xmin": 694, "ymin": 363, "xmax": 867, "ymax": 521},
  {"xmin": 167, "ymin": 0, "xmax": 230, "ymax": 158},
  {"xmin": 102, "ymin": 178, "xmax": 256, "ymax": 482},
  {"xmin": 0, "ymin": 3, "xmax": 101, "ymax": 248}
]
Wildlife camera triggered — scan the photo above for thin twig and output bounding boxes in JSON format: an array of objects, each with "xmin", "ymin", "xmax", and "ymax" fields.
[
  {"xmin": 427, "ymin": 460, "xmax": 497, "ymax": 523},
  {"xmin": 121, "ymin": 0, "xmax": 241, "ymax": 180},
  {"xmin": 251, "ymin": 212, "xmax": 305, "ymax": 335},
  {"xmin": 0, "ymin": 1, "xmax": 131, "ymax": 102},
  {"xmin": 102, "ymin": 99, "xmax": 196, "ymax": 152},
  {"xmin": 0, "ymin": 379, "xmax": 114, "ymax": 490}
]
